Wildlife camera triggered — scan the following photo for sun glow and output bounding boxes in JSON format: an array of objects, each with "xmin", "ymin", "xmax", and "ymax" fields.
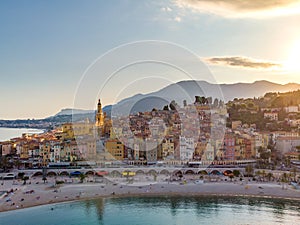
[{"xmin": 284, "ymin": 41, "xmax": 300, "ymax": 72}]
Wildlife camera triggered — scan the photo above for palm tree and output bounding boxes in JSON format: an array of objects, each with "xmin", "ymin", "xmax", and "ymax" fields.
[
  {"xmin": 267, "ymin": 172, "xmax": 273, "ymax": 182},
  {"xmin": 255, "ymin": 170, "xmax": 261, "ymax": 179},
  {"xmin": 153, "ymin": 174, "xmax": 157, "ymax": 182},
  {"xmin": 245, "ymin": 165, "xmax": 253, "ymax": 177},
  {"xmin": 0, "ymin": 156, "xmax": 13, "ymax": 172},
  {"xmin": 261, "ymin": 170, "xmax": 266, "ymax": 182},
  {"xmin": 233, "ymin": 170, "xmax": 240, "ymax": 178},
  {"xmin": 18, "ymin": 172, "xmax": 29, "ymax": 185},
  {"xmin": 79, "ymin": 173, "xmax": 86, "ymax": 183},
  {"xmin": 291, "ymin": 167, "xmax": 297, "ymax": 181},
  {"xmin": 22, "ymin": 176, "xmax": 29, "ymax": 185},
  {"xmin": 281, "ymin": 173, "xmax": 288, "ymax": 190},
  {"xmin": 285, "ymin": 157, "xmax": 291, "ymax": 168},
  {"xmin": 229, "ymin": 174, "xmax": 234, "ymax": 182},
  {"xmin": 0, "ymin": 156, "xmax": 9, "ymax": 171},
  {"xmin": 14, "ymin": 159, "xmax": 22, "ymax": 170}
]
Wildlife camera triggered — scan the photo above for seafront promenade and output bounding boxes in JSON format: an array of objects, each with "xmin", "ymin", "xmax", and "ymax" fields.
[{"xmin": 15, "ymin": 166, "xmax": 246, "ymax": 178}]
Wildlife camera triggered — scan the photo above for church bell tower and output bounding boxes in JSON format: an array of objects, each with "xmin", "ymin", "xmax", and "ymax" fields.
[{"xmin": 95, "ymin": 99, "xmax": 104, "ymax": 127}]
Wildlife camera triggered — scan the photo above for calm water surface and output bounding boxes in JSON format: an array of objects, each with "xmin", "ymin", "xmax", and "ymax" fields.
[
  {"xmin": 0, "ymin": 127, "xmax": 44, "ymax": 141},
  {"xmin": 0, "ymin": 196, "xmax": 299, "ymax": 225}
]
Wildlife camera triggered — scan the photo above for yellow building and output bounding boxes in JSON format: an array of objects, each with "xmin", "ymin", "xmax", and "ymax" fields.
[
  {"xmin": 20, "ymin": 143, "xmax": 29, "ymax": 160},
  {"xmin": 232, "ymin": 120, "xmax": 242, "ymax": 130},
  {"xmin": 261, "ymin": 132, "xmax": 271, "ymax": 149},
  {"xmin": 73, "ymin": 119, "xmax": 94, "ymax": 136},
  {"xmin": 162, "ymin": 139, "xmax": 175, "ymax": 159},
  {"xmin": 60, "ymin": 120, "xmax": 94, "ymax": 140},
  {"xmin": 40, "ymin": 141, "xmax": 51, "ymax": 166},
  {"xmin": 194, "ymin": 142, "xmax": 206, "ymax": 159},
  {"xmin": 105, "ymin": 139, "xmax": 124, "ymax": 161},
  {"xmin": 235, "ymin": 137, "xmax": 245, "ymax": 160},
  {"xmin": 61, "ymin": 123, "xmax": 74, "ymax": 139},
  {"xmin": 110, "ymin": 127, "xmax": 123, "ymax": 139}
]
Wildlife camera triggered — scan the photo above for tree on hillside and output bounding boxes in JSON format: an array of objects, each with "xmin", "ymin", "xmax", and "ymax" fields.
[
  {"xmin": 213, "ymin": 98, "xmax": 219, "ymax": 108},
  {"xmin": 219, "ymin": 100, "xmax": 224, "ymax": 107},
  {"xmin": 264, "ymin": 92, "xmax": 277, "ymax": 98},
  {"xmin": 195, "ymin": 96, "xmax": 208, "ymax": 105},
  {"xmin": 163, "ymin": 105, "xmax": 169, "ymax": 111},
  {"xmin": 271, "ymin": 96, "xmax": 286, "ymax": 107},
  {"xmin": 169, "ymin": 100, "xmax": 178, "ymax": 110},
  {"xmin": 202, "ymin": 96, "xmax": 208, "ymax": 105},
  {"xmin": 195, "ymin": 96, "xmax": 201, "ymax": 104},
  {"xmin": 207, "ymin": 97, "xmax": 212, "ymax": 105},
  {"xmin": 240, "ymin": 103, "xmax": 246, "ymax": 109},
  {"xmin": 247, "ymin": 102, "xmax": 254, "ymax": 108},
  {"xmin": 278, "ymin": 109, "xmax": 287, "ymax": 121}
]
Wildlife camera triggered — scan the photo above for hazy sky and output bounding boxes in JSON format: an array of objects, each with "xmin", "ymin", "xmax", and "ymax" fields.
[{"xmin": 1, "ymin": 0, "xmax": 300, "ymax": 119}]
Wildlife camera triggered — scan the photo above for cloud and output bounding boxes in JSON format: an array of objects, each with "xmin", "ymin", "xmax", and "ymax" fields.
[
  {"xmin": 204, "ymin": 56, "xmax": 281, "ymax": 69},
  {"xmin": 174, "ymin": 0, "xmax": 300, "ymax": 18},
  {"xmin": 160, "ymin": 5, "xmax": 182, "ymax": 22},
  {"xmin": 174, "ymin": 16, "xmax": 182, "ymax": 22},
  {"xmin": 161, "ymin": 7, "xmax": 173, "ymax": 12}
]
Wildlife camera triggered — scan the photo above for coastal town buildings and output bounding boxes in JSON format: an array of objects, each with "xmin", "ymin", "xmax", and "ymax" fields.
[
  {"xmin": 222, "ymin": 133, "xmax": 235, "ymax": 161},
  {"xmin": 0, "ymin": 141, "xmax": 12, "ymax": 156},
  {"xmin": 1, "ymin": 96, "xmax": 300, "ymax": 169},
  {"xmin": 161, "ymin": 139, "xmax": 175, "ymax": 160},
  {"xmin": 179, "ymin": 136, "xmax": 195, "ymax": 161},
  {"xmin": 105, "ymin": 139, "xmax": 124, "ymax": 161},
  {"xmin": 275, "ymin": 136, "xmax": 300, "ymax": 154},
  {"xmin": 284, "ymin": 106, "xmax": 299, "ymax": 113},
  {"xmin": 145, "ymin": 139, "xmax": 158, "ymax": 164},
  {"xmin": 264, "ymin": 112, "xmax": 278, "ymax": 121}
]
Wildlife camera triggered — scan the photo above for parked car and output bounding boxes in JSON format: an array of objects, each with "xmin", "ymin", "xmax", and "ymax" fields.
[
  {"xmin": 194, "ymin": 180, "xmax": 204, "ymax": 184},
  {"xmin": 70, "ymin": 171, "xmax": 82, "ymax": 176},
  {"xmin": 2, "ymin": 173, "xmax": 16, "ymax": 180}
]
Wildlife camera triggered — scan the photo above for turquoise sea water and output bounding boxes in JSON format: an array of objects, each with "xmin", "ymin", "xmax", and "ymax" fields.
[
  {"xmin": 0, "ymin": 196, "xmax": 299, "ymax": 225},
  {"xmin": 0, "ymin": 127, "xmax": 44, "ymax": 141}
]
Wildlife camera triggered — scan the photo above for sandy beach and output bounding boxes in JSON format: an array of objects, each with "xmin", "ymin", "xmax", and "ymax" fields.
[{"xmin": 1, "ymin": 175, "xmax": 299, "ymax": 212}]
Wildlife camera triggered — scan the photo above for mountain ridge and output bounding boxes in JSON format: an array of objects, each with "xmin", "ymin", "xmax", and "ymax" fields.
[
  {"xmin": 107, "ymin": 80, "xmax": 300, "ymax": 116},
  {"xmin": 1, "ymin": 80, "xmax": 300, "ymax": 122},
  {"xmin": 21, "ymin": 80, "xmax": 300, "ymax": 118}
]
